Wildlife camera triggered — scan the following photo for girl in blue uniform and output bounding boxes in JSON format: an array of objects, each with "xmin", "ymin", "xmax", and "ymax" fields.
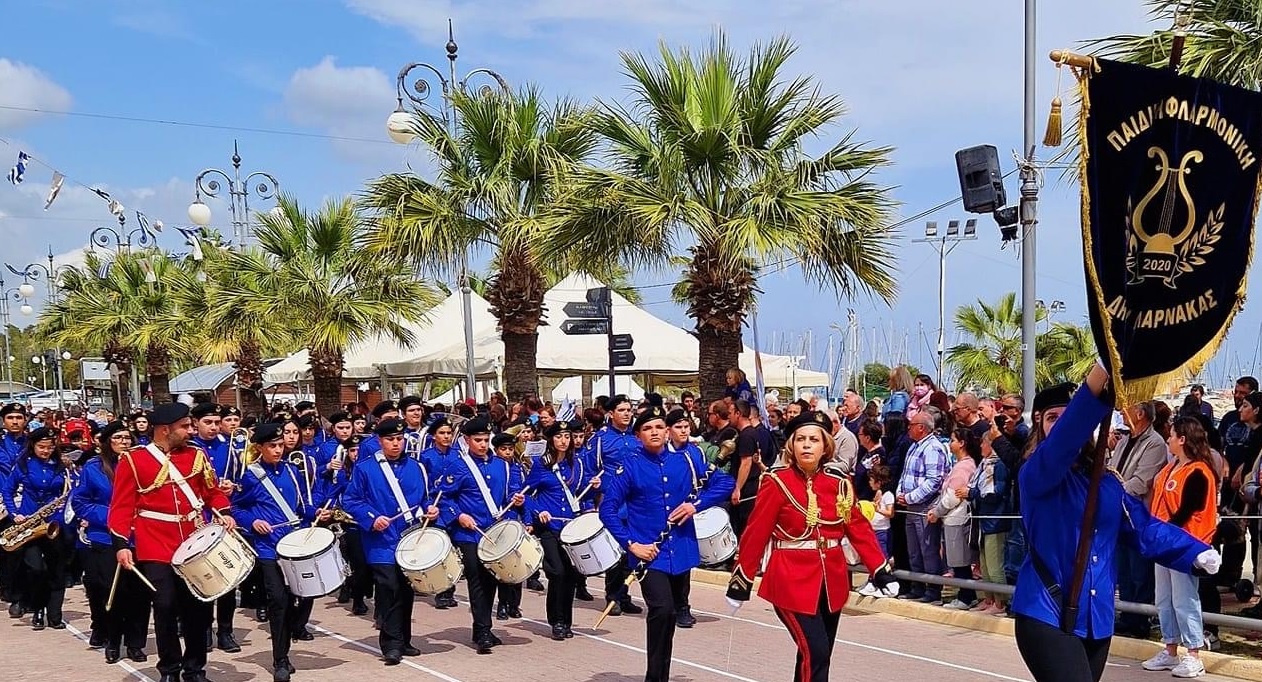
[
  {"xmin": 1, "ymin": 427, "xmax": 68, "ymax": 630},
  {"xmin": 313, "ymin": 434, "xmax": 372, "ymax": 616}
]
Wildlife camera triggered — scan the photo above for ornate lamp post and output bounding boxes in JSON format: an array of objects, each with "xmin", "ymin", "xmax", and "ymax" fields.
[
  {"xmin": 187, "ymin": 141, "xmax": 280, "ymax": 249},
  {"xmin": 386, "ymin": 20, "xmax": 510, "ymax": 400},
  {"xmin": 0, "ymin": 282, "xmax": 21, "ymax": 389},
  {"xmin": 90, "ymin": 221, "xmax": 156, "ymax": 253},
  {"xmin": 7, "ymin": 247, "xmax": 76, "ymax": 407}
]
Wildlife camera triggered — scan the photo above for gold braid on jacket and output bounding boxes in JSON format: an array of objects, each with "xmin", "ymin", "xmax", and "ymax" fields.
[{"xmin": 130, "ymin": 447, "xmax": 216, "ymax": 494}]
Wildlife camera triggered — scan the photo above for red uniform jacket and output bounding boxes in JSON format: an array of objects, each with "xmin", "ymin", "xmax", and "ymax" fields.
[
  {"xmin": 107, "ymin": 443, "xmax": 231, "ymax": 563},
  {"xmin": 732, "ymin": 465, "xmax": 888, "ymax": 615}
]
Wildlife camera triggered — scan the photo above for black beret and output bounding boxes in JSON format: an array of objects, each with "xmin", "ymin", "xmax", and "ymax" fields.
[
  {"xmin": 373, "ymin": 418, "xmax": 405, "ymax": 437},
  {"xmin": 190, "ymin": 403, "xmax": 220, "ymax": 420},
  {"xmin": 1033, "ymin": 382, "xmax": 1076, "ymax": 414},
  {"xmin": 293, "ymin": 401, "xmax": 315, "ymax": 412},
  {"xmin": 784, "ymin": 410, "xmax": 833, "ymax": 438},
  {"xmin": 398, "ymin": 396, "xmax": 423, "ymax": 411},
  {"xmin": 643, "ymin": 392, "xmax": 664, "ymax": 408},
  {"xmin": 251, "ymin": 422, "xmax": 284, "ymax": 445},
  {"xmin": 462, "ymin": 416, "xmax": 492, "ymax": 436},
  {"xmin": 341, "ymin": 434, "xmax": 362, "ymax": 448},
  {"xmin": 297, "ymin": 414, "xmax": 318, "ymax": 429},
  {"xmin": 151, "ymin": 402, "xmax": 190, "ymax": 427},
  {"xmin": 426, "ymin": 417, "xmax": 452, "ymax": 435},
  {"xmin": 603, "ymin": 394, "xmax": 632, "ymax": 411},
  {"xmin": 220, "ymin": 405, "xmax": 241, "ymax": 418},
  {"xmin": 491, "ymin": 433, "xmax": 516, "ymax": 449},
  {"xmin": 633, "ymin": 405, "xmax": 668, "ymax": 431},
  {"xmin": 664, "ymin": 408, "xmax": 689, "ymax": 427},
  {"xmin": 97, "ymin": 420, "xmax": 129, "ymax": 445},
  {"xmin": 328, "ymin": 411, "xmax": 351, "ymax": 426},
  {"xmin": 0, "ymin": 402, "xmax": 25, "ymax": 418},
  {"xmin": 371, "ymin": 400, "xmax": 398, "ymax": 418},
  {"xmin": 569, "ymin": 419, "xmax": 585, "ymax": 432},
  {"xmin": 543, "ymin": 421, "xmax": 572, "ymax": 439},
  {"xmin": 28, "ymin": 426, "xmax": 57, "ymax": 443}
]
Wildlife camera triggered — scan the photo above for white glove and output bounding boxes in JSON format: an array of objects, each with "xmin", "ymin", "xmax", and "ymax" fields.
[
  {"xmin": 1194, "ymin": 548, "xmax": 1221, "ymax": 575},
  {"xmin": 725, "ymin": 596, "xmax": 743, "ymax": 615}
]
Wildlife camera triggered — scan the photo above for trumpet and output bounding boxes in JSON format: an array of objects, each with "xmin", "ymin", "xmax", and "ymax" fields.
[
  {"xmin": 229, "ymin": 427, "xmax": 249, "ymax": 480},
  {"xmin": 288, "ymin": 450, "xmax": 314, "ymax": 508},
  {"xmin": 404, "ymin": 432, "xmax": 423, "ymax": 461}
]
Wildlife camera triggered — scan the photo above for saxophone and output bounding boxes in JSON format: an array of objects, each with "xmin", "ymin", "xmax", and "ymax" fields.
[{"xmin": 0, "ymin": 483, "xmax": 70, "ymax": 552}]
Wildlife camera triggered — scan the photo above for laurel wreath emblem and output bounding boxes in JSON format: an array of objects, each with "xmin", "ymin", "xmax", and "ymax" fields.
[{"xmin": 1176, "ymin": 202, "xmax": 1225, "ymax": 277}]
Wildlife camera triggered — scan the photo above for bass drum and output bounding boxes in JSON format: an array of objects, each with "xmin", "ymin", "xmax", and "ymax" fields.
[
  {"xmin": 172, "ymin": 524, "xmax": 256, "ymax": 602},
  {"xmin": 276, "ymin": 527, "xmax": 348, "ymax": 598},
  {"xmin": 396, "ymin": 526, "xmax": 462, "ymax": 595}
]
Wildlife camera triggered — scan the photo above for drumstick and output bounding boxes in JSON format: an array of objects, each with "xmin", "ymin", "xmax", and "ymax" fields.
[
  {"xmin": 127, "ymin": 565, "xmax": 157, "ymax": 593},
  {"xmin": 301, "ymin": 500, "xmax": 334, "ymax": 543},
  {"xmin": 105, "ymin": 562, "xmax": 122, "ymax": 611},
  {"xmin": 211, "ymin": 506, "xmax": 258, "ymax": 558},
  {"xmin": 492, "ymin": 487, "xmax": 532, "ymax": 521},
  {"xmin": 575, "ymin": 473, "xmax": 603, "ymax": 500}
]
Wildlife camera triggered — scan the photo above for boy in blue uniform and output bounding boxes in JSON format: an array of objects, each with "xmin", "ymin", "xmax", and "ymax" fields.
[
  {"xmin": 341, "ymin": 418, "xmax": 441, "ymax": 666},
  {"xmin": 599, "ymin": 405, "xmax": 734, "ymax": 682},
  {"xmin": 0, "ymin": 402, "xmax": 27, "ymax": 611},
  {"xmin": 188, "ymin": 402, "xmax": 240, "ymax": 653},
  {"xmin": 584, "ymin": 395, "xmax": 642, "ymax": 616},
  {"xmin": 420, "ymin": 416, "xmax": 462, "ymax": 610}
]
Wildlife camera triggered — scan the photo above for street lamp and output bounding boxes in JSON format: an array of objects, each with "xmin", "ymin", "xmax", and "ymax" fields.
[
  {"xmin": 187, "ymin": 140, "xmax": 280, "ymax": 249},
  {"xmin": 0, "ymin": 281, "xmax": 20, "ymax": 390},
  {"xmin": 7, "ymin": 246, "xmax": 76, "ymax": 407},
  {"xmin": 914, "ymin": 219, "xmax": 977, "ymax": 382},
  {"xmin": 90, "ymin": 221, "xmax": 156, "ymax": 253},
  {"xmin": 1035, "ymin": 299, "xmax": 1066, "ymax": 331},
  {"xmin": 387, "ymin": 19, "xmax": 510, "ymax": 399},
  {"xmin": 30, "ymin": 354, "xmax": 45, "ymax": 390}
]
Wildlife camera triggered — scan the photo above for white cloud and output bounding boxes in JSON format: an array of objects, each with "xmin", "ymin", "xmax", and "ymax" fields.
[
  {"xmin": 0, "ymin": 59, "xmax": 73, "ymax": 129},
  {"xmin": 281, "ymin": 56, "xmax": 408, "ymax": 168}
]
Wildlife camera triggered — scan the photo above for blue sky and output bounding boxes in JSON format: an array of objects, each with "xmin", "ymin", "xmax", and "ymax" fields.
[{"xmin": 6, "ymin": 1, "xmax": 1244, "ymax": 390}]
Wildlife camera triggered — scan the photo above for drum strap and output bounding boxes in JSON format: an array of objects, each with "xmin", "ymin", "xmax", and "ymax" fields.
[
  {"xmin": 247, "ymin": 463, "xmax": 300, "ymax": 523},
  {"xmin": 146, "ymin": 444, "xmax": 204, "ymax": 514},
  {"xmin": 552, "ymin": 462, "xmax": 581, "ymax": 513},
  {"xmin": 460, "ymin": 452, "xmax": 502, "ymax": 517},
  {"xmin": 376, "ymin": 453, "xmax": 416, "ymax": 524}
]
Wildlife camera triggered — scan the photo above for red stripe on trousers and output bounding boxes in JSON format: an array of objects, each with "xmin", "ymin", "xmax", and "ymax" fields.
[{"xmin": 775, "ymin": 605, "xmax": 812, "ymax": 681}]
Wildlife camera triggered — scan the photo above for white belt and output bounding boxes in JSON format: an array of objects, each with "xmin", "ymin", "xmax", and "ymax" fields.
[
  {"xmin": 774, "ymin": 538, "xmax": 840, "ymax": 550},
  {"xmin": 138, "ymin": 509, "xmax": 201, "ymax": 523}
]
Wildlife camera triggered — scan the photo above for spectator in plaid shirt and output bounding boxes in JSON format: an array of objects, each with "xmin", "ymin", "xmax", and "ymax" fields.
[{"xmin": 896, "ymin": 410, "xmax": 951, "ymax": 603}]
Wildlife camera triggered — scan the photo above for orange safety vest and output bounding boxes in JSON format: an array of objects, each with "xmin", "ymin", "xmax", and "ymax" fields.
[{"xmin": 1150, "ymin": 459, "xmax": 1218, "ymax": 544}]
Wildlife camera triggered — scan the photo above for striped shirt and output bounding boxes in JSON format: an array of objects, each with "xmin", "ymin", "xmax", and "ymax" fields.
[{"xmin": 896, "ymin": 434, "xmax": 950, "ymax": 505}]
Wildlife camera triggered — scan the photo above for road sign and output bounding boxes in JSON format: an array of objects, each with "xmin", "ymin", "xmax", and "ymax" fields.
[
  {"xmin": 561, "ymin": 319, "xmax": 611, "ymax": 335},
  {"xmin": 563, "ymin": 301, "xmax": 610, "ymax": 319},
  {"xmin": 609, "ymin": 333, "xmax": 634, "ymax": 351},
  {"xmin": 610, "ymin": 350, "xmax": 636, "ymax": 367},
  {"xmin": 585, "ymin": 287, "xmax": 612, "ymax": 304}
]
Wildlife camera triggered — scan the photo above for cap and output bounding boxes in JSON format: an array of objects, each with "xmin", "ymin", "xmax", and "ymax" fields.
[
  {"xmin": 664, "ymin": 408, "xmax": 689, "ymax": 427},
  {"xmin": 342, "ymin": 434, "xmax": 362, "ymax": 449},
  {"xmin": 783, "ymin": 410, "xmax": 833, "ymax": 438},
  {"xmin": 426, "ymin": 417, "xmax": 452, "ymax": 435},
  {"xmin": 491, "ymin": 433, "xmax": 516, "ymax": 449},
  {"xmin": 543, "ymin": 421, "xmax": 572, "ymax": 439},
  {"xmin": 190, "ymin": 403, "xmax": 220, "ymax": 420},
  {"xmin": 373, "ymin": 418, "xmax": 406, "ymax": 437},
  {"xmin": 251, "ymin": 422, "xmax": 284, "ymax": 445},
  {"xmin": 293, "ymin": 401, "xmax": 315, "ymax": 412},
  {"xmin": 297, "ymin": 414, "xmax": 318, "ymax": 429},
  {"xmin": 1032, "ymin": 383, "xmax": 1076, "ymax": 414},
  {"xmin": 371, "ymin": 400, "xmax": 398, "ymax": 418},
  {"xmin": 151, "ymin": 402, "xmax": 190, "ymax": 427},
  {"xmin": 97, "ymin": 420, "xmax": 129, "ymax": 444},
  {"xmin": 28, "ymin": 426, "xmax": 57, "ymax": 443},
  {"xmin": 462, "ymin": 416, "xmax": 492, "ymax": 436},
  {"xmin": 220, "ymin": 405, "xmax": 241, "ymax": 418},
  {"xmin": 328, "ymin": 411, "xmax": 351, "ymax": 426},
  {"xmin": 398, "ymin": 395, "xmax": 423, "ymax": 412},
  {"xmin": 0, "ymin": 402, "xmax": 24, "ymax": 418},
  {"xmin": 633, "ymin": 405, "xmax": 667, "ymax": 431}
]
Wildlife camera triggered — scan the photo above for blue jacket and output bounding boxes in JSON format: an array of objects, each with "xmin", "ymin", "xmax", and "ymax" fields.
[
  {"xmin": 342, "ymin": 453, "xmax": 440, "ymax": 564},
  {"xmin": 583, "ymin": 424, "xmax": 637, "ymax": 473},
  {"xmin": 233, "ymin": 460, "xmax": 317, "ymax": 560},
  {"xmin": 3, "ymin": 455, "xmax": 67, "ymax": 516},
  {"xmin": 0, "ymin": 432, "xmax": 25, "ymax": 477},
  {"xmin": 1012, "ymin": 388, "xmax": 1210, "ymax": 638},
  {"xmin": 70, "ymin": 457, "xmax": 115, "ymax": 546},
  {"xmin": 420, "ymin": 444, "xmax": 462, "ymax": 486},
  {"xmin": 358, "ymin": 434, "xmax": 382, "ymax": 460},
  {"xmin": 192, "ymin": 434, "xmax": 233, "ymax": 481},
  {"xmin": 524, "ymin": 454, "xmax": 594, "ymax": 533},
  {"xmin": 967, "ymin": 455, "xmax": 1011, "ymax": 535},
  {"xmin": 598, "ymin": 443, "xmax": 734, "ymax": 575},
  {"xmin": 439, "ymin": 453, "xmax": 524, "ymax": 545}
]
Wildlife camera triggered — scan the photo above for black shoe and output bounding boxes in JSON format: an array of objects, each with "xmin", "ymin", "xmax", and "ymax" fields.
[
  {"xmin": 551, "ymin": 623, "xmax": 566, "ymax": 641},
  {"xmin": 292, "ymin": 628, "xmax": 313, "ymax": 641},
  {"xmin": 104, "ymin": 648, "xmax": 121, "ymax": 664},
  {"xmin": 352, "ymin": 600, "xmax": 369, "ymax": 616},
  {"xmin": 337, "ymin": 586, "xmax": 351, "ymax": 604},
  {"xmin": 8, "ymin": 602, "xmax": 22, "ymax": 618},
  {"xmin": 48, "ymin": 617, "xmax": 65, "ymax": 630},
  {"xmin": 31, "ymin": 610, "xmax": 45, "ymax": 630},
  {"xmin": 183, "ymin": 672, "xmax": 209, "ymax": 682},
  {"xmin": 402, "ymin": 645, "xmax": 422, "ymax": 657},
  {"xmin": 218, "ymin": 631, "xmax": 241, "ymax": 653},
  {"xmin": 563, "ymin": 625, "xmax": 574, "ymax": 639},
  {"xmin": 126, "ymin": 647, "xmax": 147, "ymax": 662},
  {"xmin": 508, "ymin": 606, "xmax": 522, "ymax": 619},
  {"xmin": 488, "ymin": 632, "xmax": 503, "ymax": 647},
  {"xmin": 273, "ymin": 666, "xmax": 291, "ymax": 682},
  {"xmin": 89, "ymin": 631, "xmax": 107, "ymax": 649},
  {"xmin": 496, "ymin": 604, "xmax": 508, "ymax": 621},
  {"xmin": 606, "ymin": 600, "xmax": 622, "ymax": 616},
  {"xmin": 383, "ymin": 651, "xmax": 402, "ymax": 666},
  {"xmin": 574, "ymin": 586, "xmax": 594, "ymax": 601},
  {"xmin": 435, "ymin": 594, "xmax": 458, "ymax": 609},
  {"xmin": 476, "ymin": 637, "xmax": 494, "ymax": 655},
  {"xmin": 526, "ymin": 577, "xmax": 545, "ymax": 592},
  {"xmin": 159, "ymin": 674, "xmax": 180, "ymax": 682},
  {"xmin": 619, "ymin": 599, "xmax": 643, "ymax": 615},
  {"xmin": 676, "ymin": 606, "xmax": 696, "ymax": 628},
  {"xmin": 256, "ymin": 607, "xmax": 269, "ymax": 623}
]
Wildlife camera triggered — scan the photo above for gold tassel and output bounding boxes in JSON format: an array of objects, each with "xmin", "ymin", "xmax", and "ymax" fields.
[
  {"xmin": 1043, "ymin": 96, "xmax": 1063, "ymax": 147},
  {"xmin": 805, "ymin": 478, "xmax": 819, "ymax": 528}
]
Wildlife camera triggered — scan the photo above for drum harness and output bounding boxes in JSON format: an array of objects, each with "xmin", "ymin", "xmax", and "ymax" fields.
[
  {"xmin": 138, "ymin": 444, "xmax": 208, "ymax": 536},
  {"xmin": 376, "ymin": 452, "xmax": 428, "ymax": 526},
  {"xmin": 246, "ymin": 462, "xmax": 303, "ymax": 527}
]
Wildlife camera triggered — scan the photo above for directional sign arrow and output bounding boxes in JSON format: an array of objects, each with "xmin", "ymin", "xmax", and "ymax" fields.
[
  {"xmin": 609, "ymin": 333, "xmax": 634, "ymax": 351},
  {"xmin": 585, "ymin": 287, "xmax": 612, "ymax": 304},
  {"xmin": 610, "ymin": 349, "xmax": 636, "ymax": 367},
  {"xmin": 563, "ymin": 301, "xmax": 610, "ymax": 319},
  {"xmin": 561, "ymin": 319, "xmax": 611, "ymax": 335}
]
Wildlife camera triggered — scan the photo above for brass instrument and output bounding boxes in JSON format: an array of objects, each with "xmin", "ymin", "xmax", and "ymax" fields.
[
  {"xmin": 288, "ymin": 450, "xmax": 314, "ymax": 508},
  {"xmin": 229, "ymin": 427, "xmax": 249, "ymax": 480},
  {"xmin": 0, "ymin": 481, "xmax": 71, "ymax": 552}
]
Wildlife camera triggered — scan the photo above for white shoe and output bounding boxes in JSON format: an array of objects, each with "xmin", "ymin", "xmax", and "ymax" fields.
[
  {"xmin": 942, "ymin": 599, "xmax": 970, "ymax": 610},
  {"xmin": 1171, "ymin": 655, "xmax": 1205, "ymax": 678},
  {"xmin": 857, "ymin": 582, "xmax": 880, "ymax": 598},
  {"xmin": 1141, "ymin": 650, "xmax": 1181, "ymax": 671}
]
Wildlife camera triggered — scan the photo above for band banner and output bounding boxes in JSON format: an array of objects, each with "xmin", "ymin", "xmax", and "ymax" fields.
[{"xmin": 1077, "ymin": 58, "xmax": 1262, "ymax": 403}]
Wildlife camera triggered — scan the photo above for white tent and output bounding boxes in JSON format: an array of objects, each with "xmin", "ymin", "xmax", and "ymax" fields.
[
  {"xmin": 550, "ymin": 376, "xmax": 645, "ymax": 403},
  {"xmin": 262, "ymin": 291, "xmax": 499, "ymax": 384},
  {"xmin": 739, "ymin": 349, "xmax": 829, "ymax": 388}
]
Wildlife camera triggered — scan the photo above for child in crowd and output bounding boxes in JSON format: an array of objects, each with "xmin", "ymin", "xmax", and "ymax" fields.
[{"xmin": 868, "ymin": 464, "xmax": 895, "ymax": 558}]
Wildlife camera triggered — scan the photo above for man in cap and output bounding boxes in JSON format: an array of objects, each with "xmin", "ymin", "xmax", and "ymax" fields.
[
  {"xmin": 0, "ymin": 402, "xmax": 27, "ymax": 609},
  {"xmin": 188, "ymin": 402, "xmax": 241, "ymax": 653},
  {"xmin": 357, "ymin": 400, "xmax": 399, "ymax": 460},
  {"xmin": 342, "ymin": 417, "xmax": 442, "ymax": 666},
  {"xmin": 315, "ymin": 412, "xmax": 354, "ymax": 477},
  {"xmin": 107, "ymin": 402, "xmax": 236, "ymax": 682},
  {"xmin": 439, "ymin": 416, "xmax": 526, "ymax": 654},
  {"xmin": 665, "ymin": 408, "xmax": 704, "ymax": 628},
  {"xmin": 599, "ymin": 405, "xmax": 734, "ymax": 682},
  {"xmin": 219, "ymin": 406, "xmax": 242, "ymax": 435},
  {"xmin": 420, "ymin": 414, "xmax": 461, "ymax": 609},
  {"xmin": 581, "ymin": 394, "xmax": 643, "ymax": 616}
]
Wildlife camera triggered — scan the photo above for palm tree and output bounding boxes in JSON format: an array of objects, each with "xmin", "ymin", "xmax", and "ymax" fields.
[
  {"xmin": 243, "ymin": 194, "xmax": 439, "ymax": 416},
  {"xmin": 1091, "ymin": 1, "xmax": 1262, "ymax": 88},
  {"xmin": 946, "ymin": 293, "xmax": 1052, "ymax": 394},
  {"xmin": 361, "ymin": 86, "xmax": 600, "ymax": 400},
  {"xmin": 1041, "ymin": 322, "xmax": 1098, "ymax": 385},
  {"xmin": 546, "ymin": 32, "xmax": 899, "ymax": 400},
  {"xmin": 459, "ymin": 263, "xmax": 644, "ymax": 305}
]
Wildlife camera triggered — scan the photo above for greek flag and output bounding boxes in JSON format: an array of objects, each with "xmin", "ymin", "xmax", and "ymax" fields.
[
  {"xmin": 556, "ymin": 397, "xmax": 576, "ymax": 423},
  {"xmin": 175, "ymin": 225, "xmax": 204, "ymax": 261},
  {"xmin": 6, "ymin": 152, "xmax": 28, "ymax": 185}
]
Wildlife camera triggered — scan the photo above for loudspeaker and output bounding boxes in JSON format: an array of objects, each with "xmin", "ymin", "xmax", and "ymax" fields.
[{"xmin": 955, "ymin": 145, "xmax": 1007, "ymax": 214}]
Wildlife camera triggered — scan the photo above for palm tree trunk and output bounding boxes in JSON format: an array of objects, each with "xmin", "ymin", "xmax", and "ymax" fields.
[
  {"xmin": 146, "ymin": 345, "xmax": 172, "ymax": 405},
  {"xmin": 697, "ymin": 325, "xmax": 742, "ymax": 403},
  {"xmin": 308, "ymin": 347, "xmax": 345, "ymax": 418},
  {"xmin": 502, "ymin": 330, "xmax": 539, "ymax": 401},
  {"xmin": 235, "ymin": 339, "xmax": 265, "ymax": 417}
]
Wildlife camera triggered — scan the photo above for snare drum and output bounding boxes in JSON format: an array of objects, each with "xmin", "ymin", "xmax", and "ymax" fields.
[
  {"xmin": 693, "ymin": 507, "xmax": 737, "ymax": 566},
  {"xmin": 276, "ymin": 527, "xmax": 348, "ymax": 598},
  {"xmin": 171, "ymin": 524, "xmax": 256, "ymax": 602},
  {"xmin": 477, "ymin": 520, "xmax": 543, "ymax": 584},
  {"xmin": 396, "ymin": 526, "xmax": 462, "ymax": 595},
  {"xmin": 558, "ymin": 512, "xmax": 622, "ymax": 576}
]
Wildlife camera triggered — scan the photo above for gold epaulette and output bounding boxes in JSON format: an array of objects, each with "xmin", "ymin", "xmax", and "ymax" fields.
[
  {"xmin": 835, "ymin": 476, "xmax": 855, "ymax": 523},
  {"xmin": 189, "ymin": 446, "xmax": 216, "ymax": 487}
]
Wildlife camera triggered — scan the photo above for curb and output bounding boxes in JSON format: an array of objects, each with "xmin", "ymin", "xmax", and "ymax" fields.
[{"xmin": 691, "ymin": 569, "xmax": 1262, "ymax": 681}]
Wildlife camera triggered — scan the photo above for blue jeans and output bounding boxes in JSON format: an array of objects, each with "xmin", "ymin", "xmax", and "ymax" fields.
[
  {"xmin": 1116, "ymin": 541, "xmax": 1155, "ymax": 636},
  {"xmin": 1004, "ymin": 522, "xmax": 1026, "ymax": 584},
  {"xmin": 1155, "ymin": 565, "xmax": 1204, "ymax": 649},
  {"xmin": 904, "ymin": 505, "xmax": 943, "ymax": 599},
  {"xmin": 874, "ymin": 529, "xmax": 890, "ymax": 558}
]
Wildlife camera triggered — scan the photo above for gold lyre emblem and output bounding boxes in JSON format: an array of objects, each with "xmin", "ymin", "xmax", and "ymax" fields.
[{"xmin": 1127, "ymin": 146, "xmax": 1222, "ymax": 288}]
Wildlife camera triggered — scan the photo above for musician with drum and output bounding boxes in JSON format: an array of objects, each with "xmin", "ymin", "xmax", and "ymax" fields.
[
  {"xmin": 440, "ymin": 416, "xmax": 527, "ymax": 655},
  {"xmin": 525, "ymin": 420, "xmax": 596, "ymax": 640},
  {"xmin": 599, "ymin": 405, "xmax": 734, "ymax": 682},
  {"xmin": 725, "ymin": 411, "xmax": 899, "ymax": 682},
  {"xmin": 420, "ymin": 415, "xmax": 462, "ymax": 610},
  {"xmin": 106, "ymin": 402, "xmax": 236, "ymax": 682},
  {"xmin": 583, "ymin": 395, "xmax": 642, "ymax": 616},
  {"xmin": 341, "ymin": 417, "xmax": 442, "ymax": 666},
  {"xmin": 314, "ymin": 432, "xmax": 371, "ymax": 615},
  {"xmin": 189, "ymin": 402, "xmax": 241, "ymax": 654}
]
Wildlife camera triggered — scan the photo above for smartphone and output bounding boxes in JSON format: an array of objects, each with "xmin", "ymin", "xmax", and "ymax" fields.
[{"xmin": 994, "ymin": 415, "xmax": 1008, "ymax": 430}]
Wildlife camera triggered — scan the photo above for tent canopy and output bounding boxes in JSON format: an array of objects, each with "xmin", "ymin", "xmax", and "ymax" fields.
[{"xmin": 550, "ymin": 376, "xmax": 645, "ymax": 403}]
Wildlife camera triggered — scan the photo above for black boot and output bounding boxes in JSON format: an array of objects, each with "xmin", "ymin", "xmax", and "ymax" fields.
[
  {"xmin": 352, "ymin": 599, "xmax": 368, "ymax": 616},
  {"xmin": 676, "ymin": 606, "xmax": 696, "ymax": 628},
  {"xmin": 218, "ymin": 630, "xmax": 241, "ymax": 653},
  {"xmin": 104, "ymin": 647, "xmax": 121, "ymax": 664},
  {"xmin": 619, "ymin": 598, "xmax": 642, "ymax": 615},
  {"xmin": 31, "ymin": 610, "xmax": 45, "ymax": 630}
]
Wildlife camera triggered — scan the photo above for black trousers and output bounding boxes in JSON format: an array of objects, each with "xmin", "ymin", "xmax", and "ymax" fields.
[
  {"xmin": 340, "ymin": 531, "xmax": 373, "ymax": 601},
  {"xmin": 21, "ymin": 535, "xmax": 65, "ymax": 619},
  {"xmin": 538, "ymin": 528, "xmax": 576, "ymax": 626},
  {"xmin": 497, "ymin": 581, "xmax": 522, "ymax": 609},
  {"xmin": 0, "ymin": 516, "xmax": 15, "ymax": 601},
  {"xmin": 1014, "ymin": 615, "xmax": 1111, "ymax": 682},
  {"xmin": 773, "ymin": 589, "xmax": 841, "ymax": 682},
  {"xmin": 82, "ymin": 545, "xmax": 149, "ymax": 649},
  {"xmin": 457, "ymin": 542, "xmax": 496, "ymax": 641},
  {"xmin": 370, "ymin": 563, "xmax": 415, "ymax": 656},
  {"xmin": 214, "ymin": 588, "xmax": 236, "ymax": 633},
  {"xmin": 140, "ymin": 561, "xmax": 212, "ymax": 677},
  {"xmin": 238, "ymin": 564, "xmax": 265, "ymax": 609},
  {"xmin": 640, "ymin": 569, "xmax": 689, "ymax": 682},
  {"xmin": 605, "ymin": 554, "xmax": 630, "ymax": 603},
  {"xmin": 259, "ymin": 560, "xmax": 310, "ymax": 666},
  {"xmin": 727, "ymin": 497, "xmax": 755, "ymax": 543}
]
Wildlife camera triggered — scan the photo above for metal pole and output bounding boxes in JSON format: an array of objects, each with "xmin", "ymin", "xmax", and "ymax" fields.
[
  {"xmin": 1, "ymin": 294, "xmax": 10, "ymax": 390},
  {"xmin": 1020, "ymin": 0, "xmax": 1039, "ymax": 405},
  {"xmin": 446, "ymin": 31, "xmax": 478, "ymax": 401},
  {"xmin": 47, "ymin": 250, "xmax": 65, "ymax": 410},
  {"xmin": 937, "ymin": 239, "xmax": 946, "ymax": 382}
]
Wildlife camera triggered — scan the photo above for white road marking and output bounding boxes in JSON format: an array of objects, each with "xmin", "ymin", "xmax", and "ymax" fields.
[
  {"xmin": 64, "ymin": 622, "xmax": 156, "ymax": 682},
  {"xmin": 518, "ymin": 615, "xmax": 766, "ymax": 682},
  {"xmin": 310, "ymin": 624, "xmax": 467, "ymax": 682}
]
